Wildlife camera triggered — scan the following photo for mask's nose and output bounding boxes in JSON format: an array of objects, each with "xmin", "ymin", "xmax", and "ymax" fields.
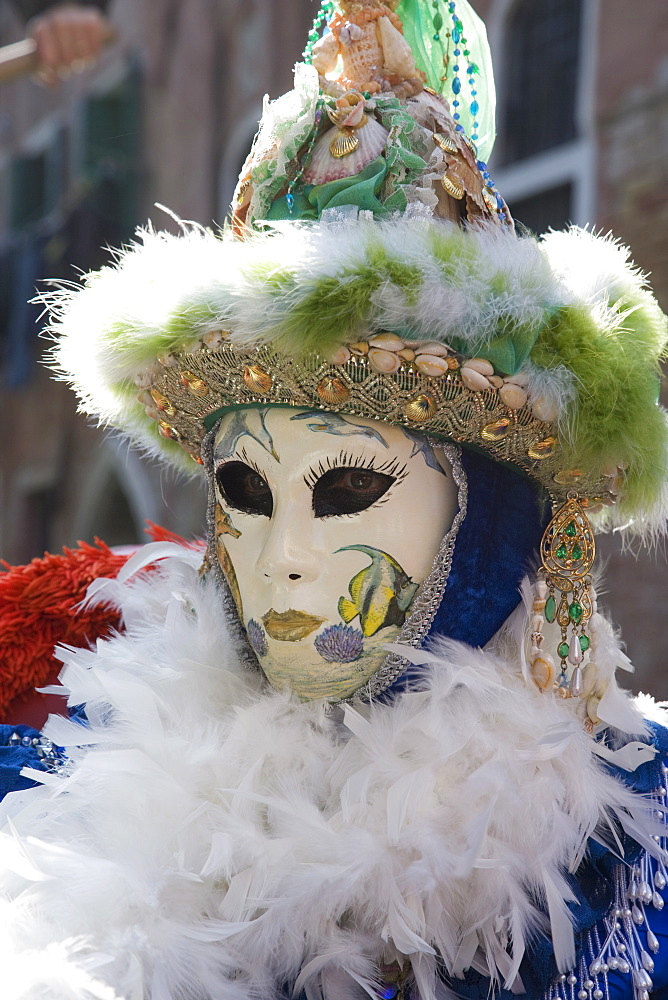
[{"xmin": 255, "ymin": 499, "xmax": 321, "ymax": 586}]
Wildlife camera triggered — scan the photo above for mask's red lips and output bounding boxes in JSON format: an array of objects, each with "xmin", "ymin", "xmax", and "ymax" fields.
[{"xmin": 262, "ymin": 609, "xmax": 326, "ymax": 642}]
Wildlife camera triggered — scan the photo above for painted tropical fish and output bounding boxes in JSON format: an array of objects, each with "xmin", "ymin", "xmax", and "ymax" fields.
[
  {"xmin": 400, "ymin": 426, "xmax": 447, "ymax": 475},
  {"xmin": 216, "ymin": 408, "xmax": 279, "ymax": 461},
  {"xmin": 290, "ymin": 410, "xmax": 389, "ymax": 447},
  {"xmin": 336, "ymin": 544, "xmax": 418, "ymax": 637}
]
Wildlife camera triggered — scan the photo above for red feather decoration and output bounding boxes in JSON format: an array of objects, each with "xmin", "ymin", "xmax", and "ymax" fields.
[{"xmin": 0, "ymin": 523, "xmax": 200, "ymax": 725}]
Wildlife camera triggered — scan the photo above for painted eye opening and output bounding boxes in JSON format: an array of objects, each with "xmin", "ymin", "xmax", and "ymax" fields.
[
  {"xmin": 311, "ymin": 466, "xmax": 397, "ymax": 517},
  {"xmin": 216, "ymin": 461, "xmax": 273, "ymax": 517}
]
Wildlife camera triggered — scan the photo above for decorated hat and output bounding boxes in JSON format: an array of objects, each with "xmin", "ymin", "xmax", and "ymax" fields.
[{"xmin": 46, "ymin": 0, "xmax": 667, "ymax": 538}]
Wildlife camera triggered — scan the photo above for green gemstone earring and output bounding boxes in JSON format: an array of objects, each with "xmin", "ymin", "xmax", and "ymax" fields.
[{"xmin": 528, "ymin": 492, "xmax": 596, "ymax": 702}]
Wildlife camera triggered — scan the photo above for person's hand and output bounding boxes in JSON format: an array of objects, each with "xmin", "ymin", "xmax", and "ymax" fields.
[{"xmin": 27, "ymin": 3, "xmax": 108, "ymax": 84}]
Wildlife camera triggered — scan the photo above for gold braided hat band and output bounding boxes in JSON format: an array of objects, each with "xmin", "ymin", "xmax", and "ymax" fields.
[{"xmin": 137, "ymin": 331, "xmax": 618, "ymax": 511}]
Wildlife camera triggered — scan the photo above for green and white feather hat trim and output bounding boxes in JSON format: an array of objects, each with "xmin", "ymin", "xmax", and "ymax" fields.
[{"xmin": 47, "ymin": 210, "xmax": 668, "ymax": 536}]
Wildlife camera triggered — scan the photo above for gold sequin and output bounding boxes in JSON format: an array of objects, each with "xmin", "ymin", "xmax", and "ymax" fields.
[
  {"xmin": 462, "ymin": 133, "xmax": 478, "ymax": 157},
  {"xmin": 180, "ymin": 371, "xmax": 210, "ymax": 397},
  {"xmin": 243, "ymin": 364, "xmax": 273, "ymax": 394},
  {"xmin": 158, "ymin": 421, "xmax": 181, "ymax": 441},
  {"xmin": 150, "ymin": 389, "xmax": 177, "ymax": 416},
  {"xmin": 482, "ymin": 187, "xmax": 497, "ymax": 212},
  {"xmin": 432, "ymin": 132, "xmax": 457, "ymax": 155},
  {"xmin": 329, "ymin": 128, "xmax": 359, "ymax": 158},
  {"xmin": 553, "ymin": 469, "xmax": 583, "ymax": 485},
  {"xmin": 528, "ymin": 436, "xmax": 557, "ymax": 460},
  {"xmin": 481, "ymin": 417, "xmax": 511, "ymax": 442},
  {"xmin": 440, "ymin": 173, "xmax": 465, "ymax": 200},
  {"xmin": 317, "ymin": 376, "xmax": 350, "ymax": 405},
  {"xmin": 404, "ymin": 394, "xmax": 437, "ymax": 422}
]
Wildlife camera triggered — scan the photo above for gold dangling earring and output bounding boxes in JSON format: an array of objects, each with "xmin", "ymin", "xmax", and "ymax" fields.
[{"xmin": 529, "ymin": 491, "xmax": 596, "ymax": 698}]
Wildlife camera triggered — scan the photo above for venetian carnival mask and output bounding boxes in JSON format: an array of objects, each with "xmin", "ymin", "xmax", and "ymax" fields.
[{"xmin": 211, "ymin": 407, "xmax": 458, "ymax": 701}]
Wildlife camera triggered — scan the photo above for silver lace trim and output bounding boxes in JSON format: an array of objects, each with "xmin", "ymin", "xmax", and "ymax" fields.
[
  {"xmin": 546, "ymin": 763, "xmax": 668, "ymax": 1000},
  {"xmin": 202, "ymin": 429, "xmax": 468, "ymax": 701}
]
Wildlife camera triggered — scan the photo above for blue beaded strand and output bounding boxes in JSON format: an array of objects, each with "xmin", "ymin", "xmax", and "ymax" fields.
[
  {"xmin": 447, "ymin": 2, "xmax": 461, "ymax": 102},
  {"xmin": 443, "ymin": 2, "xmax": 481, "ymax": 142}
]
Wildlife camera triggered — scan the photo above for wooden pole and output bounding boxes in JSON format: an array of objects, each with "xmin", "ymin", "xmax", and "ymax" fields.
[
  {"xmin": 0, "ymin": 39, "xmax": 39, "ymax": 84},
  {"xmin": 0, "ymin": 28, "xmax": 117, "ymax": 85}
]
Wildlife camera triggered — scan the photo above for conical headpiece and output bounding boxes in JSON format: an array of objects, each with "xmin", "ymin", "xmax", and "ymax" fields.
[{"xmin": 46, "ymin": 0, "xmax": 668, "ymax": 538}]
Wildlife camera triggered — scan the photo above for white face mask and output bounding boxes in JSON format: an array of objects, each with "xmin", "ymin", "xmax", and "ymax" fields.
[{"xmin": 212, "ymin": 407, "xmax": 458, "ymax": 701}]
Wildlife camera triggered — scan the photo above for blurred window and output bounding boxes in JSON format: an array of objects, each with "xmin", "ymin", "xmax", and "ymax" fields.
[
  {"xmin": 511, "ymin": 183, "xmax": 573, "ymax": 235},
  {"xmin": 10, "ymin": 152, "xmax": 46, "ymax": 230},
  {"xmin": 90, "ymin": 468, "xmax": 141, "ymax": 548},
  {"xmin": 502, "ymin": 0, "xmax": 583, "ymax": 166},
  {"xmin": 488, "ymin": 0, "xmax": 595, "ymax": 230},
  {"xmin": 1, "ymin": 62, "xmax": 142, "ymax": 395},
  {"xmin": 21, "ymin": 483, "xmax": 59, "ymax": 561},
  {"xmin": 81, "ymin": 63, "xmax": 141, "ymax": 239},
  {"xmin": 9, "ymin": 127, "xmax": 66, "ymax": 231},
  {"xmin": 0, "ymin": 244, "xmax": 10, "ymax": 340}
]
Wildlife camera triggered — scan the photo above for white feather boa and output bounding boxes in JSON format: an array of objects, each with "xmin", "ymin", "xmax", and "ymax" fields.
[{"xmin": 0, "ymin": 545, "xmax": 663, "ymax": 1000}]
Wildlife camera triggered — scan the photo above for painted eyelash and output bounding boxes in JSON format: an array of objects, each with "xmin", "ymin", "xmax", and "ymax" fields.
[
  {"xmin": 239, "ymin": 446, "xmax": 268, "ymax": 481},
  {"xmin": 303, "ymin": 450, "xmax": 408, "ymax": 491},
  {"xmin": 215, "ymin": 447, "xmax": 268, "ymax": 484}
]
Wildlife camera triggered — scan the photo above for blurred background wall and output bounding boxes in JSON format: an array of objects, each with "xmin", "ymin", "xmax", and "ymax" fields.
[{"xmin": 0, "ymin": 0, "xmax": 666, "ymax": 694}]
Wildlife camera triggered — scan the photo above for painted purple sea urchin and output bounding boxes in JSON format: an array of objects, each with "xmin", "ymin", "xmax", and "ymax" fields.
[
  {"xmin": 246, "ymin": 618, "xmax": 268, "ymax": 657},
  {"xmin": 314, "ymin": 623, "xmax": 364, "ymax": 663}
]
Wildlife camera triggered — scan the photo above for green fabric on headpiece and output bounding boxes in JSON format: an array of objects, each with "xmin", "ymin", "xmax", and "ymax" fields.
[
  {"xmin": 310, "ymin": 157, "xmax": 388, "ymax": 213},
  {"xmin": 267, "ymin": 157, "xmax": 388, "ymax": 222},
  {"xmin": 397, "ymin": 0, "xmax": 496, "ymax": 163},
  {"xmin": 449, "ymin": 326, "xmax": 537, "ymax": 376}
]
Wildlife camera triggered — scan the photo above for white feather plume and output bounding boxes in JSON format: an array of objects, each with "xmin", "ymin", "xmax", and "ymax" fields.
[{"xmin": 0, "ymin": 549, "xmax": 662, "ymax": 1000}]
